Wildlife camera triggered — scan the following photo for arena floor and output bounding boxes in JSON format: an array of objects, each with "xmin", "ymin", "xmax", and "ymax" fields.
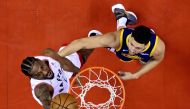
[{"xmin": 0, "ymin": 0, "xmax": 190, "ymax": 109}]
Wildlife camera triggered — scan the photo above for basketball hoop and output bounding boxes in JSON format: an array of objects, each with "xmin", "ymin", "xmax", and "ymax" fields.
[{"xmin": 70, "ymin": 67, "xmax": 125, "ymax": 109}]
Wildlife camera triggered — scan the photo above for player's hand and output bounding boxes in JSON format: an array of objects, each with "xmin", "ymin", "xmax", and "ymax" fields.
[{"xmin": 118, "ymin": 71, "xmax": 138, "ymax": 80}]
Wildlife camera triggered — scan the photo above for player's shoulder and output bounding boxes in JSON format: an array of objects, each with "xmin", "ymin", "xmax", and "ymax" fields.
[
  {"xmin": 30, "ymin": 78, "xmax": 49, "ymax": 89},
  {"xmin": 34, "ymin": 82, "xmax": 52, "ymax": 90},
  {"xmin": 113, "ymin": 28, "xmax": 133, "ymax": 39},
  {"xmin": 152, "ymin": 37, "xmax": 165, "ymax": 58}
]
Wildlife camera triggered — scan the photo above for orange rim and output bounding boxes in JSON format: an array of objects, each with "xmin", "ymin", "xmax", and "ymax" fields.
[{"xmin": 69, "ymin": 67, "xmax": 125, "ymax": 109}]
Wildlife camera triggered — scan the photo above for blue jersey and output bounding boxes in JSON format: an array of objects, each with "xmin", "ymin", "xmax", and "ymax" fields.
[{"xmin": 115, "ymin": 28, "xmax": 159, "ymax": 63}]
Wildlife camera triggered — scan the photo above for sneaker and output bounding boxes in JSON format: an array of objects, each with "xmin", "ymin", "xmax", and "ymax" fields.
[
  {"xmin": 88, "ymin": 30, "xmax": 103, "ymax": 37},
  {"xmin": 112, "ymin": 4, "xmax": 137, "ymax": 25}
]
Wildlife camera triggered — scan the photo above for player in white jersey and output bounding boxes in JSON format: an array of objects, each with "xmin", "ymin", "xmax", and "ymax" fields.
[{"xmin": 21, "ymin": 46, "xmax": 92, "ymax": 109}]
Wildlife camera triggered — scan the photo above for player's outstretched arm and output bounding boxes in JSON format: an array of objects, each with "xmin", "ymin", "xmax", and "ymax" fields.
[
  {"xmin": 58, "ymin": 31, "xmax": 119, "ymax": 57},
  {"xmin": 34, "ymin": 83, "xmax": 54, "ymax": 109},
  {"xmin": 41, "ymin": 48, "xmax": 80, "ymax": 74}
]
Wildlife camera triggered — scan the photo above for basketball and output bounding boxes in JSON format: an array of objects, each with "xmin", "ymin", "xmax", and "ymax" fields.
[{"xmin": 50, "ymin": 93, "xmax": 78, "ymax": 109}]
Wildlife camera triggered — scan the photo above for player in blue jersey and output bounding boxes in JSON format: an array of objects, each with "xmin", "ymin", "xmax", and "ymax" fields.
[{"xmin": 57, "ymin": 4, "xmax": 165, "ymax": 80}]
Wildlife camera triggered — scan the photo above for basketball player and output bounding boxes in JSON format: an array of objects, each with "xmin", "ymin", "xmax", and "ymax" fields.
[
  {"xmin": 57, "ymin": 4, "xmax": 165, "ymax": 80},
  {"xmin": 20, "ymin": 47, "xmax": 92, "ymax": 109}
]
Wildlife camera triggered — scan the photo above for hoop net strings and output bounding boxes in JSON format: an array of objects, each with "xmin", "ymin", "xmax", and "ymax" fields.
[{"xmin": 70, "ymin": 68, "xmax": 124, "ymax": 109}]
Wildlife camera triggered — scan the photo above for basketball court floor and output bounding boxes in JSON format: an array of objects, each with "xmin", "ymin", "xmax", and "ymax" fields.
[{"xmin": 0, "ymin": 0, "xmax": 190, "ymax": 109}]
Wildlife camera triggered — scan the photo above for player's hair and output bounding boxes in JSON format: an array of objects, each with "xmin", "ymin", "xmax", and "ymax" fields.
[
  {"xmin": 131, "ymin": 25, "xmax": 152, "ymax": 45},
  {"xmin": 21, "ymin": 57, "xmax": 37, "ymax": 77}
]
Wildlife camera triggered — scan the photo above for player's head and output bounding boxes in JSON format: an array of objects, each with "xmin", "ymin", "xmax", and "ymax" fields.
[
  {"xmin": 128, "ymin": 25, "xmax": 152, "ymax": 55},
  {"xmin": 21, "ymin": 57, "xmax": 54, "ymax": 80}
]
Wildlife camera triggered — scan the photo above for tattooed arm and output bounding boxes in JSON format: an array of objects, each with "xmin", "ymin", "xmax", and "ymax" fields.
[{"xmin": 34, "ymin": 83, "xmax": 54, "ymax": 109}]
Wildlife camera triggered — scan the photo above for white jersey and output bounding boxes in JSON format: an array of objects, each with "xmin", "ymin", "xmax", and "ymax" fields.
[{"xmin": 30, "ymin": 52, "xmax": 81, "ymax": 105}]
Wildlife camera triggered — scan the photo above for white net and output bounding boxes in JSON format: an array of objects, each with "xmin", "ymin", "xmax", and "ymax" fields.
[{"xmin": 70, "ymin": 67, "xmax": 125, "ymax": 109}]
